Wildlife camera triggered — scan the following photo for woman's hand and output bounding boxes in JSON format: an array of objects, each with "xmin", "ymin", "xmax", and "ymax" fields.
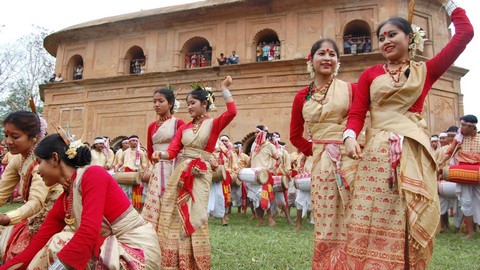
[
  {"xmin": 221, "ymin": 76, "xmax": 232, "ymax": 90},
  {"xmin": 152, "ymin": 151, "xmax": 161, "ymax": 163},
  {"xmin": 0, "ymin": 213, "xmax": 11, "ymax": 226},
  {"xmin": 344, "ymin": 137, "xmax": 362, "ymax": 160}
]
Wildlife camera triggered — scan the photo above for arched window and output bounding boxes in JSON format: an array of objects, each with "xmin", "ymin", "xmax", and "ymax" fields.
[
  {"xmin": 253, "ymin": 29, "xmax": 281, "ymax": 62},
  {"xmin": 67, "ymin": 54, "xmax": 84, "ymax": 81},
  {"xmin": 181, "ymin": 37, "xmax": 212, "ymax": 69},
  {"xmin": 343, "ymin": 20, "xmax": 372, "ymax": 55},
  {"xmin": 125, "ymin": 46, "xmax": 146, "ymax": 74}
]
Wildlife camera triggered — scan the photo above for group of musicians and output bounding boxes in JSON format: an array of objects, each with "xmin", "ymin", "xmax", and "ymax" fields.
[{"xmin": 432, "ymin": 115, "xmax": 480, "ymax": 238}]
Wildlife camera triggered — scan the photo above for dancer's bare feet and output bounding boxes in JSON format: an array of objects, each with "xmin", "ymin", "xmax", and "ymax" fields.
[{"xmin": 268, "ymin": 217, "xmax": 276, "ymax": 227}]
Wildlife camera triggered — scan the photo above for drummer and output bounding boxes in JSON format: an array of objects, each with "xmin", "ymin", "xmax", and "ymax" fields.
[
  {"xmin": 116, "ymin": 135, "xmax": 148, "ymax": 210},
  {"xmin": 441, "ymin": 115, "xmax": 480, "ymax": 238},
  {"xmin": 270, "ymin": 137, "xmax": 294, "ymax": 225},
  {"xmin": 437, "ymin": 131, "xmax": 463, "ymax": 233},
  {"xmin": 294, "ymin": 152, "xmax": 313, "ymax": 231},
  {"xmin": 231, "ymin": 141, "xmax": 250, "ymax": 215},
  {"xmin": 248, "ymin": 125, "xmax": 279, "ymax": 227}
]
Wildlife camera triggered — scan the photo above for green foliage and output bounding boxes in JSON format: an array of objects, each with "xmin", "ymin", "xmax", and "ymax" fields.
[{"xmin": 0, "ymin": 26, "xmax": 52, "ymax": 140}]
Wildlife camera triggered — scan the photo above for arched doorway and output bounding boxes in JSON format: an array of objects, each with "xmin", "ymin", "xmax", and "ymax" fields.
[
  {"xmin": 181, "ymin": 37, "xmax": 212, "ymax": 69},
  {"xmin": 253, "ymin": 28, "xmax": 281, "ymax": 62},
  {"xmin": 67, "ymin": 54, "xmax": 84, "ymax": 81},
  {"xmin": 241, "ymin": 132, "xmax": 256, "ymax": 156},
  {"xmin": 125, "ymin": 46, "xmax": 146, "ymax": 74},
  {"xmin": 343, "ymin": 20, "xmax": 372, "ymax": 54}
]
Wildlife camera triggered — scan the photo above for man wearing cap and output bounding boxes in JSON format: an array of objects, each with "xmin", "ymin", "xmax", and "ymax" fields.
[
  {"xmin": 113, "ymin": 139, "xmax": 130, "ymax": 170},
  {"xmin": 90, "ymin": 137, "xmax": 110, "ymax": 169},
  {"xmin": 248, "ymin": 125, "xmax": 279, "ymax": 227},
  {"xmin": 117, "ymin": 135, "xmax": 148, "ymax": 209},
  {"xmin": 442, "ymin": 115, "xmax": 480, "ymax": 238},
  {"xmin": 232, "ymin": 141, "xmax": 250, "ymax": 214}
]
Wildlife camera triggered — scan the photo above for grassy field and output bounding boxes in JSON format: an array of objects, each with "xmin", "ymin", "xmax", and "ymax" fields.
[{"xmin": 2, "ymin": 204, "xmax": 479, "ymax": 269}]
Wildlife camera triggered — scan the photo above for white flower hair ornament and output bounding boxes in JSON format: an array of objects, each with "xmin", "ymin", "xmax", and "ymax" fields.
[
  {"xmin": 409, "ymin": 25, "xmax": 426, "ymax": 58},
  {"xmin": 204, "ymin": 86, "xmax": 217, "ymax": 111},
  {"xmin": 333, "ymin": 62, "xmax": 341, "ymax": 77},
  {"xmin": 173, "ymin": 99, "xmax": 180, "ymax": 113},
  {"xmin": 306, "ymin": 54, "xmax": 315, "ymax": 79}
]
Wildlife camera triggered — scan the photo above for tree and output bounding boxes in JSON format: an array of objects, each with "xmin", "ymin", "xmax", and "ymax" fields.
[{"xmin": 0, "ymin": 25, "xmax": 54, "ymax": 141}]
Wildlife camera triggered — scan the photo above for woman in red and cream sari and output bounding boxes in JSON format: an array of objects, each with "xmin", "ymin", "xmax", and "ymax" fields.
[
  {"xmin": 0, "ymin": 111, "xmax": 62, "ymax": 264},
  {"xmin": 290, "ymin": 39, "xmax": 358, "ymax": 269},
  {"xmin": 142, "ymin": 88, "xmax": 185, "ymax": 232},
  {"xmin": 2, "ymin": 133, "xmax": 161, "ymax": 269},
  {"xmin": 344, "ymin": 1, "xmax": 473, "ymax": 268},
  {"xmin": 153, "ymin": 76, "xmax": 236, "ymax": 270}
]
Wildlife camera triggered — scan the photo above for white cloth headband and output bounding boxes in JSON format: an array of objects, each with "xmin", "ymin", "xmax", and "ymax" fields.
[{"xmin": 94, "ymin": 138, "xmax": 105, "ymax": 144}]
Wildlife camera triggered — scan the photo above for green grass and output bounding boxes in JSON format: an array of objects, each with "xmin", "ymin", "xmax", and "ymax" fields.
[{"xmin": 2, "ymin": 204, "xmax": 479, "ymax": 269}]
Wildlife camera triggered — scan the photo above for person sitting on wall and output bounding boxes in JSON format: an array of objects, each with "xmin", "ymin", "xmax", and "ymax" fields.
[
  {"xmin": 54, "ymin": 73, "xmax": 64, "ymax": 82},
  {"xmin": 217, "ymin": 53, "xmax": 227, "ymax": 65},
  {"xmin": 226, "ymin": 51, "xmax": 239, "ymax": 64}
]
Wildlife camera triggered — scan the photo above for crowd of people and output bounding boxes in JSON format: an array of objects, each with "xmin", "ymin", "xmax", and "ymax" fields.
[
  {"xmin": 256, "ymin": 41, "xmax": 281, "ymax": 62},
  {"xmin": 185, "ymin": 46, "xmax": 212, "ymax": 69},
  {"xmin": 343, "ymin": 35, "xmax": 371, "ymax": 54},
  {"xmin": 0, "ymin": 1, "xmax": 475, "ymax": 269}
]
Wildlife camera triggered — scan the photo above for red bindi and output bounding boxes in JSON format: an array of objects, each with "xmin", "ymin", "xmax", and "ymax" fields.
[
  {"xmin": 383, "ymin": 31, "xmax": 387, "ymax": 36},
  {"xmin": 326, "ymin": 48, "xmax": 330, "ymax": 52},
  {"xmin": 5, "ymin": 130, "xmax": 10, "ymax": 134}
]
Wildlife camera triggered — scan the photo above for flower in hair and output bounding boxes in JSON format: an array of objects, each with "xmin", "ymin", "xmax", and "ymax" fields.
[
  {"xmin": 65, "ymin": 140, "xmax": 83, "ymax": 159},
  {"xmin": 306, "ymin": 54, "xmax": 315, "ymax": 79},
  {"xmin": 204, "ymin": 87, "xmax": 216, "ymax": 111},
  {"xmin": 409, "ymin": 25, "xmax": 426, "ymax": 58}
]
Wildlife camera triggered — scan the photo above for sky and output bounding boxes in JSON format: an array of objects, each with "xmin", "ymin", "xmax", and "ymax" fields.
[{"xmin": 0, "ymin": 0, "xmax": 478, "ymax": 118}]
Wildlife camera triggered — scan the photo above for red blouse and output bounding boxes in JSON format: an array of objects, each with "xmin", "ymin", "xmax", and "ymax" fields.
[
  {"xmin": 167, "ymin": 101, "xmax": 237, "ymax": 158},
  {"xmin": 290, "ymin": 86, "xmax": 313, "ymax": 156},
  {"xmin": 147, "ymin": 118, "xmax": 185, "ymax": 162},
  {"xmin": 346, "ymin": 8, "xmax": 474, "ymax": 136},
  {"xmin": 290, "ymin": 83, "xmax": 357, "ymax": 156},
  {"xmin": 2, "ymin": 166, "xmax": 132, "ymax": 270}
]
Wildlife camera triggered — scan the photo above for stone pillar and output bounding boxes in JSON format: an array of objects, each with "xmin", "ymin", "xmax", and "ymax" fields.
[
  {"xmin": 281, "ymin": 40, "xmax": 286, "ymax": 60},
  {"xmin": 422, "ymin": 40, "xmax": 434, "ymax": 59},
  {"xmin": 118, "ymin": 59, "xmax": 125, "ymax": 75},
  {"xmin": 371, "ymin": 32, "xmax": 378, "ymax": 52},
  {"xmin": 143, "ymin": 54, "xmax": 148, "ymax": 73},
  {"xmin": 173, "ymin": 51, "xmax": 180, "ymax": 70},
  {"xmin": 246, "ymin": 42, "xmax": 253, "ymax": 63}
]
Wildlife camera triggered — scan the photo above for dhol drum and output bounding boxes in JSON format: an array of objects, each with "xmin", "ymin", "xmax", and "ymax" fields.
[
  {"xmin": 238, "ymin": 167, "xmax": 269, "ymax": 185},
  {"xmin": 438, "ymin": 180, "xmax": 457, "ymax": 198},
  {"xmin": 272, "ymin": 175, "xmax": 288, "ymax": 192},
  {"xmin": 230, "ymin": 171, "xmax": 242, "ymax": 186},
  {"xmin": 294, "ymin": 173, "xmax": 311, "ymax": 191},
  {"xmin": 212, "ymin": 165, "xmax": 226, "ymax": 183},
  {"xmin": 442, "ymin": 165, "xmax": 480, "ymax": 185},
  {"xmin": 113, "ymin": 172, "xmax": 141, "ymax": 186}
]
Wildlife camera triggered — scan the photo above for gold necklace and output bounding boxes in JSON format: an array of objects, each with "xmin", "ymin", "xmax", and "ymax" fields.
[
  {"xmin": 309, "ymin": 77, "xmax": 335, "ymax": 104},
  {"xmin": 157, "ymin": 115, "xmax": 172, "ymax": 126},
  {"xmin": 192, "ymin": 115, "xmax": 207, "ymax": 134},
  {"xmin": 63, "ymin": 176, "xmax": 75, "ymax": 226}
]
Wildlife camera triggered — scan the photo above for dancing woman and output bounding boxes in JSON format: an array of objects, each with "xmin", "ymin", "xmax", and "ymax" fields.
[
  {"xmin": 142, "ymin": 88, "xmax": 185, "ymax": 232},
  {"xmin": 343, "ymin": 0, "xmax": 473, "ymax": 268},
  {"xmin": 153, "ymin": 76, "xmax": 236, "ymax": 269},
  {"xmin": 289, "ymin": 38, "xmax": 358, "ymax": 268}
]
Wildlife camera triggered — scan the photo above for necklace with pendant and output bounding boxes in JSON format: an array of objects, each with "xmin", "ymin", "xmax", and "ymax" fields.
[{"xmin": 63, "ymin": 176, "xmax": 76, "ymax": 226}]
